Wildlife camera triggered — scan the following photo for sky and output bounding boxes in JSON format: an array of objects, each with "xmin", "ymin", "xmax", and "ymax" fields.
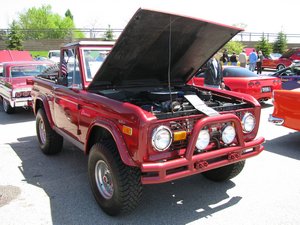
[{"xmin": 1, "ymin": 0, "xmax": 299, "ymax": 35}]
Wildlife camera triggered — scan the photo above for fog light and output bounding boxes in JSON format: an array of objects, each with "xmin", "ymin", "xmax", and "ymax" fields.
[
  {"xmin": 222, "ymin": 125, "xmax": 236, "ymax": 144},
  {"xmin": 195, "ymin": 129, "xmax": 210, "ymax": 150}
]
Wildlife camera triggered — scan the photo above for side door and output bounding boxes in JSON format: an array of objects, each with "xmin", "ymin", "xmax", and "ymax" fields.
[{"xmin": 53, "ymin": 48, "xmax": 83, "ymax": 141}]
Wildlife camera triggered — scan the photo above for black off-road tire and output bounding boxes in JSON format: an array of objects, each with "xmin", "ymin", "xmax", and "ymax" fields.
[
  {"xmin": 36, "ymin": 108, "xmax": 63, "ymax": 155},
  {"xmin": 2, "ymin": 99, "xmax": 15, "ymax": 114},
  {"xmin": 202, "ymin": 160, "xmax": 245, "ymax": 182},
  {"xmin": 88, "ymin": 141, "xmax": 142, "ymax": 216}
]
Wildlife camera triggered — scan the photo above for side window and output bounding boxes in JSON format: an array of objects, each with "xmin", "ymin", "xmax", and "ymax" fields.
[{"xmin": 61, "ymin": 49, "xmax": 82, "ymax": 89}]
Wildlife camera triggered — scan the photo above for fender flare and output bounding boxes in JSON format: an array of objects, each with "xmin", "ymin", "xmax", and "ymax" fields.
[
  {"xmin": 33, "ymin": 95, "xmax": 55, "ymax": 129},
  {"xmin": 85, "ymin": 118, "xmax": 137, "ymax": 167}
]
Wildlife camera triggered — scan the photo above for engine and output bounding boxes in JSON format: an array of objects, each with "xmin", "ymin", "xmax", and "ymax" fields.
[{"xmin": 98, "ymin": 86, "xmax": 250, "ymax": 119}]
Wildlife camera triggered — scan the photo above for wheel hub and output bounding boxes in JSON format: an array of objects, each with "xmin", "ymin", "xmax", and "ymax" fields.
[{"xmin": 95, "ymin": 160, "xmax": 114, "ymax": 199}]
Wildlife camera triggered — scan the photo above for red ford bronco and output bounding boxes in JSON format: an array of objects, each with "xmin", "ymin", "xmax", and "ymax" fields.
[{"xmin": 31, "ymin": 9, "xmax": 265, "ymax": 216}]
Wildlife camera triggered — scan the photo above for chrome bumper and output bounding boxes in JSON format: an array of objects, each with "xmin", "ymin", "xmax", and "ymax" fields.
[{"xmin": 268, "ymin": 114, "xmax": 284, "ymax": 126}]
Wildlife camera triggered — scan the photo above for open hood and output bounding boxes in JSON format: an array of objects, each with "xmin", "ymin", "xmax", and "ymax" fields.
[{"xmin": 88, "ymin": 8, "xmax": 242, "ymax": 90}]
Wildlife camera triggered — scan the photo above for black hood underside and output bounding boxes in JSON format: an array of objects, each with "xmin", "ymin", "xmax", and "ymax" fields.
[{"xmin": 88, "ymin": 8, "xmax": 242, "ymax": 90}]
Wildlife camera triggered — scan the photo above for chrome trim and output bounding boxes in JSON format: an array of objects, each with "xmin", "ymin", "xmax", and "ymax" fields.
[{"xmin": 268, "ymin": 114, "xmax": 284, "ymax": 126}]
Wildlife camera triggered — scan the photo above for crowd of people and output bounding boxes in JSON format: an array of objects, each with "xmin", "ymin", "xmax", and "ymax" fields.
[{"xmin": 221, "ymin": 48, "xmax": 264, "ymax": 74}]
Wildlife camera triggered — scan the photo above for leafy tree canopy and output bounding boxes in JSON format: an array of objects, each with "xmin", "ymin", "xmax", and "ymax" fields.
[
  {"xmin": 16, "ymin": 5, "xmax": 82, "ymax": 39},
  {"xmin": 222, "ymin": 41, "xmax": 245, "ymax": 55}
]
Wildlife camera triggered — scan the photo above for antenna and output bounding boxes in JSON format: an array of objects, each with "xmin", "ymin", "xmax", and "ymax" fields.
[{"xmin": 167, "ymin": 16, "xmax": 173, "ymax": 113}]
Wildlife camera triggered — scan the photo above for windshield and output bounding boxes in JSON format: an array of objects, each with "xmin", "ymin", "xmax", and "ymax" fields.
[
  {"xmin": 82, "ymin": 48, "xmax": 111, "ymax": 81},
  {"xmin": 11, "ymin": 64, "xmax": 51, "ymax": 77}
]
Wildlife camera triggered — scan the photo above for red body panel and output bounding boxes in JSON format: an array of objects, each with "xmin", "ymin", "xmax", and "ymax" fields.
[
  {"xmin": 188, "ymin": 67, "xmax": 281, "ymax": 101},
  {"xmin": 262, "ymin": 57, "xmax": 293, "ymax": 70},
  {"xmin": 271, "ymin": 89, "xmax": 300, "ymax": 131}
]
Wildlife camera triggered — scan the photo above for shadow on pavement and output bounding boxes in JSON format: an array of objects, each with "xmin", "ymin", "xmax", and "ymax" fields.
[
  {"xmin": 264, "ymin": 131, "xmax": 300, "ymax": 160},
  {"xmin": 9, "ymin": 135, "xmax": 242, "ymax": 225},
  {"xmin": 0, "ymin": 105, "xmax": 35, "ymax": 125}
]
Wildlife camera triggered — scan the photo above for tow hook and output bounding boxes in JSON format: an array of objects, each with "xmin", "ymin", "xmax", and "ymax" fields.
[
  {"xmin": 228, "ymin": 152, "xmax": 241, "ymax": 160},
  {"xmin": 195, "ymin": 160, "xmax": 208, "ymax": 169}
]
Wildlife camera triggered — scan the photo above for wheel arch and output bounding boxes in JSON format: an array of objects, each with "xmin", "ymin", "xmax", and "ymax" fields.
[
  {"xmin": 33, "ymin": 96, "xmax": 55, "ymax": 129},
  {"xmin": 85, "ymin": 120, "xmax": 137, "ymax": 167}
]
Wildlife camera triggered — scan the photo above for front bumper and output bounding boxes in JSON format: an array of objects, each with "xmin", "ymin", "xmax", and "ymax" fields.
[{"xmin": 141, "ymin": 113, "xmax": 265, "ymax": 184}]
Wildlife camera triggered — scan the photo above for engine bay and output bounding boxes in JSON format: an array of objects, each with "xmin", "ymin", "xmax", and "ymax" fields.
[{"xmin": 98, "ymin": 85, "xmax": 251, "ymax": 119}]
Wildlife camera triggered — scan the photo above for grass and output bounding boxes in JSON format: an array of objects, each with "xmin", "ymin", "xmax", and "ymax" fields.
[{"xmin": 30, "ymin": 51, "xmax": 48, "ymax": 58}]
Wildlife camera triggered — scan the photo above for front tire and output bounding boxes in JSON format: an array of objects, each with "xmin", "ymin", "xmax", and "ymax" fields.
[
  {"xmin": 88, "ymin": 141, "xmax": 142, "ymax": 216},
  {"xmin": 202, "ymin": 161, "xmax": 245, "ymax": 182},
  {"xmin": 277, "ymin": 64, "xmax": 285, "ymax": 70},
  {"xmin": 36, "ymin": 108, "xmax": 63, "ymax": 154},
  {"xmin": 2, "ymin": 99, "xmax": 15, "ymax": 114}
]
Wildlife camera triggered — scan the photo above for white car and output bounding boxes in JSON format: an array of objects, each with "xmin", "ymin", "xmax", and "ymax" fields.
[{"xmin": 48, "ymin": 50, "xmax": 60, "ymax": 63}]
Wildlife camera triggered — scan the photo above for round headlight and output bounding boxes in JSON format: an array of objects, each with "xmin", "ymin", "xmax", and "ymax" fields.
[
  {"xmin": 242, "ymin": 113, "xmax": 256, "ymax": 133},
  {"xmin": 152, "ymin": 126, "xmax": 172, "ymax": 151},
  {"xmin": 196, "ymin": 129, "xmax": 210, "ymax": 150},
  {"xmin": 222, "ymin": 125, "xmax": 236, "ymax": 144}
]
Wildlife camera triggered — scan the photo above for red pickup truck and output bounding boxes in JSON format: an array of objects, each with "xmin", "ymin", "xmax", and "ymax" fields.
[
  {"xmin": 31, "ymin": 9, "xmax": 265, "ymax": 216},
  {"xmin": 0, "ymin": 61, "xmax": 53, "ymax": 113}
]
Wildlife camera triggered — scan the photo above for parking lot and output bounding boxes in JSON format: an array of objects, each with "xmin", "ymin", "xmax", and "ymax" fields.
[{"xmin": 0, "ymin": 100, "xmax": 299, "ymax": 225}]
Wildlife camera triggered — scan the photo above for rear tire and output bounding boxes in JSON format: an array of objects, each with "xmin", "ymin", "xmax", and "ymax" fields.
[
  {"xmin": 36, "ymin": 108, "xmax": 63, "ymax": 154},
  {"xmin": 2, "ymin": 99, "xmax": 15, "ymax": 114},
  {"xmin": 88, "ymin": 141, "xmax": 142, "ymax": 216},
  {"xmin": 202, "ymin": 161, "xmax": 245, "ymax": 182}
]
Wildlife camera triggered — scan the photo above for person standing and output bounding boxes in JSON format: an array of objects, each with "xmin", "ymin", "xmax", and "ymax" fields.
[
  {"xmin": 222, "ymin": 49, "xmax": 229, "ymax": 65},
  {"xmin": 204, "ymin": 56, "xmax": 225, "ymax": 89},
  {"xmin": 230, "ymin": 52, "xmax": 238, "ymax": 66},
  {"xmin": 256, "ymin": 50, "xmax": 264, "ymax": 74},
  {"xmin": 238, "ymin": 49, "xmax": 247, "ymax": 68},
  {"xmin": 249, "ymin": 49, "xmax": 258, "ymax": 72}
]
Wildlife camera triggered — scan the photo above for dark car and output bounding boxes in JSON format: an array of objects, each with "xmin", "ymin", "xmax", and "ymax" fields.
[{"xmin": 268, "ymin": 62, "xmax": 300, "ymax": 89}]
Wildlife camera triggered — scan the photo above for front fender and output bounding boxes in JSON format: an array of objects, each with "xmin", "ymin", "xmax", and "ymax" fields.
[
  {"xmin": 85, "ymin": 118, "xmax": 137, "ymax": 167},
  {"xmin": 33, "ymin": 94, "xmax": 55, "ymax": 129}
]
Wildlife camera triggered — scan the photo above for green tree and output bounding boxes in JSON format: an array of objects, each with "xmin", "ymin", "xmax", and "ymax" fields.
[
  {"xmin": 16, "ymin": 5, "xmax": 83, "ymax": 39},
  {"xmin": 222, "ymin": 41, "xmax": 245, "ymax": 55},
  {"xmin": 255, "ymin": 36, "xmax": 273, "ymax": 57},
  {"xmin": 65, "ymin": 9, "xmax": 73, "ymax": 21},
  {"xmin": 6, "ymin": 20, "xmax": 24, "ymax": 50},
  {"xmin": 103, "ymin": 25, "xmax": 114, "ymax": 41},
  {"xmin": 273, "ymin": 32, "xmax": 288, "ymax": 54}
]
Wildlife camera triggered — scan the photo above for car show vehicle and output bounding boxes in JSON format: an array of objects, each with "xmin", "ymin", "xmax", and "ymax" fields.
[
  {"xmin": 269, "ymin": 88, "xmax": 300, "ymax": 131},
  {"xmin": 189, "ymin": 66, "xmax": 282, "ymax": 102},
  {"xmin": 268, "ymin": 62, "xmax": 300, "ymax": 89},
  {"xmin": 31, "ymin": 9, "xmax": 265, "ymax": 216},
  {"xmin": 262, "ymin": 48, "xmax": 300, "ymax": 70},
  {"xmin": 0, "ymin": 61, "xmax": 53, "ymax": 113}
]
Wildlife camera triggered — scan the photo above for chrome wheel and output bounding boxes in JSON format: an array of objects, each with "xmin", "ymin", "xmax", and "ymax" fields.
[
  {"xmin": 38, "ymin": 119, "xmax": 46, "ymax": 145},
  {"xmin": 277, "ymin": 64, "xmax": 285, "ymax": 70},
  {"xmin": 95, "ymin": 160, "xmax": 114, "ymax": 199}
]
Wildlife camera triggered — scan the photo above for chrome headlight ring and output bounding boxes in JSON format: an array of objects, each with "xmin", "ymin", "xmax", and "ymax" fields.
[
  {"xmin": 242, "ymin": 112, "xmax": 256, "ymax": 133},
  {"xmin": 151, "ymin": 126, "xmax": 172, "ymax": 151}
]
